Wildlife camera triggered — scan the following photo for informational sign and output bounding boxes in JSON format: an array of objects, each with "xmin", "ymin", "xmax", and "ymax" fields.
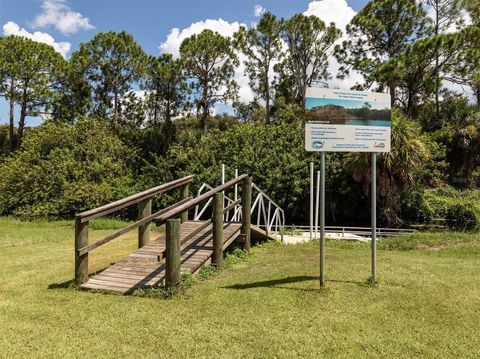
[{"xmin": 305, "ymin": 88, "xmax": 391, "ymax": 152}]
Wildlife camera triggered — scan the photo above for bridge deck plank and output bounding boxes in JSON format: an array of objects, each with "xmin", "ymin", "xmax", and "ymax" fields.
[{"xmin": 80, "ymin": 220, "xmax": 241, "ymax": 294}]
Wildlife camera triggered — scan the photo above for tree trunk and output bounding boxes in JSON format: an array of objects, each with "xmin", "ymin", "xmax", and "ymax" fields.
[
  {"xmin": 265, "ymin": 69, "xmax": 270, "ymax": 125},
  {"xmin": 434, "ymin": 5, "xmax": 440, "ymax": 119},
  {"xmin": 476, "ymin": 85, "xmax": 480, "ymax": 108},
  {"xmin": 17, "ymin": 91, "xmax": 27, "ymax": 149},
  {"xmin": 202, "ymin": 84, "xmax": 209, "ymax": 134},
  {"xmin": 389, "ymin": 83, "xmax": 396, "ymax": 108},
  {"xmin": 163, "ymin": 100, "xmax": 172, "ymax": 154},
  {"xmin": 114, "ymin": 86, "xmax": 119, "ymax": 130},
  {"xmin": 9, "ymin": 79, "xmax": 15, "ymax": 152}
]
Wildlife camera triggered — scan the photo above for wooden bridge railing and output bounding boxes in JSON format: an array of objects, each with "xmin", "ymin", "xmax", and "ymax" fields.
[
  {"xmin": 74, "ymin": 175, "xmax": 194, "ymax": 286},
  {"xmin": 162, "ymin": 174, "xmax": 251, "ymax": 286},
  {"xmin": 74, "ymin": 173, "xmax": 253, "ymax": 288}
]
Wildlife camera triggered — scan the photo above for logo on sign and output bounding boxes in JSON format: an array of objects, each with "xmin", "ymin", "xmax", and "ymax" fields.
[
  {"xmin": 373, "ymin": 142, "xmax": 385, "ymax": 149},
  {"xmin": 312, "ymin": 140, "xmax": 325, "ymax": 149}
]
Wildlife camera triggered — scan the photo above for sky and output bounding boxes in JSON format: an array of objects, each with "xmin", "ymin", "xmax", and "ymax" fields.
[{"xmin": 0, "ymin": 0, "xmax": 380, "ymax": 126}]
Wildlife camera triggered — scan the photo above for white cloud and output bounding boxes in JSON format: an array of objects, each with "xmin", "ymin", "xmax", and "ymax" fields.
[
  {"xmin": 160, "ymin": 18, "xmax": 244, "ymax": 57},
  {"xmin": 32, "ymin": 0, "xmax": 95, "ymax": 35},
  {"xmin": 160, "ymin": 18, "xmax": 255, "ymax": 104},
  {"xmin": 254, "ymin": 5, "xmax": 266, "ymax": 17},
  {"xmin": 3, "ymin": 21, "xmax": 71, "ymax": 58},
  {"xmin": 304, "ymin": 0, "xmax": 356, "ymax": 31},
  {"xmin": 304, "ymin": 0, "xmax": 362, "ymax": 89}
]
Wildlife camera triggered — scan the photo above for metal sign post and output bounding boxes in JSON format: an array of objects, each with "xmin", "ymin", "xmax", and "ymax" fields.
[
  {"xmin": 310, "ymin": 162, "xmax": 314, "ymax": 241},
  {"xmin": 371, "ymin": 152, "xmax": 377, "ymax": 281},
  {"xmin": 320, "ymin": 153, "xmax": 326, "ymax": 287},
  {"xmin": 305, "ymin": 87, "xmax": 391, "ymax": 287}
]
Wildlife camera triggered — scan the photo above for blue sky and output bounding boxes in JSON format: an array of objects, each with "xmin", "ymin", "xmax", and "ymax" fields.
[{"xmin": 0, "ymin": 0, "xmax": 369, "ymax": 126}]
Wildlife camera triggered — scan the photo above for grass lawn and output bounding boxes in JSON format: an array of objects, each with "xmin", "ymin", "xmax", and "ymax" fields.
[{"xmin": 0, "ymin": 217, "xmax": 479, "ymax": 358}]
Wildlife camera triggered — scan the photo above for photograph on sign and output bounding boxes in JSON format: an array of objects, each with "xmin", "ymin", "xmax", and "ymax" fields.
[{"xmin": 305, "ymin": 88, "xmax": 391, "ymax": 152}]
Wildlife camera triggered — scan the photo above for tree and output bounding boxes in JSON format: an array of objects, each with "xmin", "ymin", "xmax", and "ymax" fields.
[
  {"xmin": 70, "ymin": 31, "xmax": 147, "ymax": 128},
  {"xmin": 234, "ymin": 12, "xmax": 283, "ymax": 124},
  {"xmin": 277, "ymin": 14, "xmax": 341, "ymax": 110},
  {"xmin": 374, "ymin": 33, "xmax": 464, "ymax": 116},
  {"xmin": 142, "ymin": 54, "xmax": 188, "ymax": 152},
  {"xmin": 422, "ymin": 0, "xmax": 459, "ymax": 116},
  {"xmin": 0, "ymin": 118, "xmax": 136, "ymax": 218},
  {"xmin": 180, "ymin": 29, "xmax": 239, "ymax": 134},
  {"xmin": 343, "ymin": 110, "xmax": 432, "ymax": 223},
  {"xmin": 0, "ymin": 35, "xmax": 67, "ymax": 150},
  {"xmin": 336, "ymin": 0, "xmax": 431, "ymax": 106},
  {"xmin": 448, "ymin": 1, "xmax": 480, "ymax": 105},
  {"xmin": 0, "ymin": 36, "xmax": 20, "ymax": 152}
]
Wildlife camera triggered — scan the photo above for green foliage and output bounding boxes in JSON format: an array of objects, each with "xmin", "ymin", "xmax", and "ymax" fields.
[
  {"xmin": 277, "ymin": 14, "xmax": 341, "ymax": 108},
  {"xmin": 344, "ymin": 110, "xmax": 434, "ymax": 224},
  {"xmin": 0, "ymin": 118, "xmax": 135, "ymax": 218},
  {"xmin": 224, "ymin": 247, "xmax": 249, "ymax": 266},
  {"xmin": 378, "ymin": 229, "xmax": 480, "ymax": 250},
  {"xmin": 166, "ymin": 122, "xmax": 316, "ymax": 223},
  {"xmin": 198, "ymin": 264, "xmax": 217, "ymax": 280},
  {"xmin": 70, "ymin": 31, "xmax": 147, "ymax": 126},
  {"xmin": 180, "ymin": 29, "xmax": 239, "ymax": 133},
  {"xmin": 132, "ymin": 272, "xmax": 195, "ymax": 299},
  {"xmin": 234, "ymin": 12, "xmax": 283, "ymax": 123},
  {"xmin": 336, "ymin": 0, "xmax": 431, "ymax": 104},
  {"xmin": 446, "ymin": 203, "xmax": 478, "ymax": 230},
  {"xmin": 0, "ymin": 35, "xmax": 67, "ymax": 149},
  {"xmin": 401, "ymin": 186, "xmax": 480, "ymax": 230}
]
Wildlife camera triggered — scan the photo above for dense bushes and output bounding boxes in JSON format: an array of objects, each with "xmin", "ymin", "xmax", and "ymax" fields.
[
  {"xmin": 402, "ymin": 186, "xmax": 480, "ymax": 230},
  {"xmin": 0, "ymin": 118, "xmax": 136, "ymax": 218}
]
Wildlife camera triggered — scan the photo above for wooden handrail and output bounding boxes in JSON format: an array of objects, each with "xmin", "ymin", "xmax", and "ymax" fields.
[
  {"xmin": 156, "ymin": 174, "xmax": 248, "ymax": 222},
  {"xmin": 77, "ymin": 196, "xmax": 193, "ymax": 256},
  {"xmin": 76, "ymin": 175, "xmax": 194, "ymax": 223},
  {"xmin": 224, "ymin": 199, "xmax": 241, "ymax": 214}
]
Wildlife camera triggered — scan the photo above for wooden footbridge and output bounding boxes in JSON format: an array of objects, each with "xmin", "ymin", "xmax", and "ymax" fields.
[{"xmin": 74, "ymin": 173, "xmax": 285, "ymax": 294}]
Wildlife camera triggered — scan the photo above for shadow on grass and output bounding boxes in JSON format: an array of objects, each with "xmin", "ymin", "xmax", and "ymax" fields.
[
  {"xmin": 47, "ymin": 266, "xmax": 109, "ymax": 290},
  {"xmin": 223, "ymin": 275, "xmax": 321, "ymax": 292}
]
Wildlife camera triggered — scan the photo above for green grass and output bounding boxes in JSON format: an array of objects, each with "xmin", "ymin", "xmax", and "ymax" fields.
[{"xmin": 0, "ymin": 217, "xmax": 479, "ymax": 358}]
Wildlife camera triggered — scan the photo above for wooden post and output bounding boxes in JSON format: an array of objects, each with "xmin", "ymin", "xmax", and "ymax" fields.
[
  {"xmin": 241, "ymin": 176, "xmax": 252, "ymax": 250},
  {"xmin": 212, "ymin": 192, "xmax": 224, "ymax": 269},
  {"xmin": 138, "ymin": 198, "xmax": 152, "ymax": 248},
  {"xmin": 74, "ymin": 217, "xmax": 89, "ymax": 286},
  {"xmin": 181, "ymin": 183, "xmax": 189, "ymax": 222},
  {"xmin": 165, "ymin": 218, "xmax": 181, "ymax": 287}
]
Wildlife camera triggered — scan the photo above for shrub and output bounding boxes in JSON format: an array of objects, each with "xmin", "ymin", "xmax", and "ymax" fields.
[
  {"xmin": 0, "ymin": 118, "xmax": 136, "ymax": 218},
  {"xmin": 446, "ymin": 204, "xmax": 478, "ymax": 231},
  {"xmin": 401, "ymin": 186, "xmax": 480, "ymax": 231}
]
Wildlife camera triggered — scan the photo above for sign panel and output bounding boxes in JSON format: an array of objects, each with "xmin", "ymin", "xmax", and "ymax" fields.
[{"xmin": 305, "ymin": 88, "xmax": 391, "ymax": 152}]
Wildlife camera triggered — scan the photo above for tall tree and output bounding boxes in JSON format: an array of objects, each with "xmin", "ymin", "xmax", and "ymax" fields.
[
  {"xmin": 335, "ymin": 0, "xmax": 431, "ymax": 106},
  {"xmin": 142, "ymin": 54, "xmax": 188, "ymax": 151},
  {"xmin": 234, "ymin": 12, "xmax": 283, "ymax": 124},
  {"xmin": 0, "ymin": 36, "xmax": 20, "ymax": 152},
  {"xmin": 277, "ymin": 14, "xmax": 341, "ymax": 110},
  {"xmin": 374, "ymin": 33, "xmax": 464, "ymax": 116},
  {"xmin": 70, "ymin": 31, "xmax": 147, "ymax": 128},
  {"xmin": 180, "ymin": 29, "xmax": 239, "ymax": 134},
  {"xmin": 0, "ymin": 35, "xmax": 66, "ymax": 149},
  {"xmin": 422, "ymin": 0, "xmax": 459, "ymax": 116},
  {"xmin": 449, "ymin": 0, "xmax": 480, "ymax": 105}
]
